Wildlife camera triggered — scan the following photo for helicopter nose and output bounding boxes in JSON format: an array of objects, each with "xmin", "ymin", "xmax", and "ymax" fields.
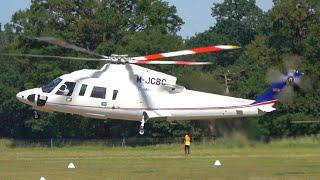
[{"xmin": 16, "ymin": 92, "xmax": 25, "ymax": 102}]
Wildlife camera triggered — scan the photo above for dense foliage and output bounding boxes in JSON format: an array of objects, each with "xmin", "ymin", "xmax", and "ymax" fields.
[{"xmin": 0, "ymin": 0, "xmax": 319, "ymax": 140}]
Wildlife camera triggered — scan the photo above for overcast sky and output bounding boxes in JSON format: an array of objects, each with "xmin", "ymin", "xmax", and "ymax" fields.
[{"xmin": 0, "ymin": 0, "xmax": 273, "ymax": 38}]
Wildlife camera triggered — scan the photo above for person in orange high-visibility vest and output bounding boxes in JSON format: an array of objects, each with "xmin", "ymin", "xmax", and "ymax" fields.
[{"xmin": 184, "ymin": 134, "xmax": 191, "ymax": 155}]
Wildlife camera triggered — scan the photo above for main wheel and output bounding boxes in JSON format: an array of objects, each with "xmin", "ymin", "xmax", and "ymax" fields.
[{"xmin": 139, "ymin": 129, "xmax": 144, "ymax": 135}]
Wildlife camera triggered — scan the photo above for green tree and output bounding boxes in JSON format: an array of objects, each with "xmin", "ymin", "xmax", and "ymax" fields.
[
  {"xmin": 212, "ymin": 0, "xmax": 268, "ymax": 45},
  {"xmin": 270, "ymin": 0, "xmax": 320, "ymax": 54}
]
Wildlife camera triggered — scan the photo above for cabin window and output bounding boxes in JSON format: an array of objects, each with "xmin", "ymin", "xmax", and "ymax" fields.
[
  {"xmin": 112, "ymin": 90, "xmax": 118, "ymax": 100},
  {"xmin": 91, "ymin": 86, "xmax": 106, "ymax": 99},
  {"xmin": 79, "ymin": 84, "xmax": 87, "ymax": 96},
  {"xmin": 55, "ymin": 82, "xmax": 76, "ymax": 96}
]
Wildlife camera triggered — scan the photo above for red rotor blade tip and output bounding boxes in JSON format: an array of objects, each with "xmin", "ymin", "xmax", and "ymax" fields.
[{"xmin": 132, "ymin": 45, "xmax": 240, "ymax": 61}]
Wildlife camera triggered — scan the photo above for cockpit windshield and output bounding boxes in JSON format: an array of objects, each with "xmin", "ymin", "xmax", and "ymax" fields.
[{"xmin": 41, "ymin": 78, "xmax": 62, "ymax": 93}]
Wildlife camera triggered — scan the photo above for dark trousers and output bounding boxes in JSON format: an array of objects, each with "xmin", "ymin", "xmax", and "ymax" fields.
[{"xmin": 184, "ymin": 145, "xmax": 190, "ymax": 155}]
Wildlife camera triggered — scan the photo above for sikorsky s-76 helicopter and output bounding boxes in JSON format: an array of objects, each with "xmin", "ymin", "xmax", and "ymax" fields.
[{"xmin": 4, "ymin": 37, "xmax": 304, "ymax": 135}]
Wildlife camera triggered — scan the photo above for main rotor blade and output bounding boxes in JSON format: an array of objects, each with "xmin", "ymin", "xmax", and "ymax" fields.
[
  {"xmin": 131, "ymin": 45, "xmax": 240, "ymax": 61},
  {"xmin": 130, "ymin": 60, "xmax": 212, "ymax": 65},
  {"xmin": 0, "ymin": 53, "xmax": 108, "ymax": 61},
  {"xmin": 37, "ymin": 37, "xmax": 107, "ymax": 58}
]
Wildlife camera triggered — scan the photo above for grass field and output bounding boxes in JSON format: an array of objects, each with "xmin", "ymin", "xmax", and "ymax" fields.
[{"xmin": 1, "ymin": 137, "xmax": 320, "ymax": 180}]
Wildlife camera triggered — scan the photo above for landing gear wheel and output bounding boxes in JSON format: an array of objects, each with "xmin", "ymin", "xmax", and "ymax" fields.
[
  {"xmin": 138, "ymin": 112, "xmax": 148, "ymax": 135},
  {"xmin": 33, "ymin": 111, "xmax": 39, "ymax": 119},
  {"xmin": 139, "ymin": 127, "xmax": 145, "ymax": 135}
]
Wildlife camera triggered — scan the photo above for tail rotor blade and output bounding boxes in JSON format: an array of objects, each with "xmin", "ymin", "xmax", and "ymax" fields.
[
  {"xmin": 282, "ymin": 54, "xmax": 301, "ymax": 70},
  {"xmin": 278, "ymin": 85, "xmax": 294, "ymax": 104},
  {"xmin": 298, "ymin": 75, "xmax": 312, "ymax": 92},
  {"xmin": 266, "ymin": 68, "xmax": 283, "ymax": 83}
]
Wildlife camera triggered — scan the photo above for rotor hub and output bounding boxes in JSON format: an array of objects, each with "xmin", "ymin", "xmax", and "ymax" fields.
[
  {"xmin": 110, "ymin": 54, "xmax": 130, "ymax": 63},
  {"xmin": 287, "ymin": 76, "xmax": 294, "ymax": 85}
]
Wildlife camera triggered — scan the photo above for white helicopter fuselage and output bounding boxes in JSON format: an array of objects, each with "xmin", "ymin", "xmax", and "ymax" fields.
[{"xmin": 16, "ymin": 64, "xmax": 276, "ymax": 122}]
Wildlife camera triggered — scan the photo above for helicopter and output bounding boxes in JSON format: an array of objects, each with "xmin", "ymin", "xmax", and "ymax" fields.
[{"xmin": 3, "ymin": 37, "xmax": 304, "ymax": 135}]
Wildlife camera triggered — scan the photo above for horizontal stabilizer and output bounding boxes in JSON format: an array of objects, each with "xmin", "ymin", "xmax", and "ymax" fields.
[{"xmin": 258, "ymin": 106, "xmax": 276, "ymax": 113}]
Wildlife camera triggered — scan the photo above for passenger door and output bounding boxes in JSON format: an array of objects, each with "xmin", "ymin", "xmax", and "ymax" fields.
[{"xmin": 82, "ymin": 85, "xmax": 108, "ymax": 118}]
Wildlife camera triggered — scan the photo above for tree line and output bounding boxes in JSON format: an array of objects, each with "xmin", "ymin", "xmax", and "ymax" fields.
[{"xmin": 0, "ymin": 0, "xmax": 319, "ymax": 140}]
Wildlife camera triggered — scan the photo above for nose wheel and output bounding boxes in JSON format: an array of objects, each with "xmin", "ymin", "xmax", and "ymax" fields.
[
  {"xmin": 138, "ymin": 113, "xmax": 148, "ymax": 135},
  {"xmin": 33, "ymin": 111, "xmax": 40, "ymax": 119}
]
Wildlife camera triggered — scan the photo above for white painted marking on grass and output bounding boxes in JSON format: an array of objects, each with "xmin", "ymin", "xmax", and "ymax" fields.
[
  {"xmin": 214, "ymin": 160, "xmax": 221, "ymax": 166},
  {"xmin": 40, "ymin": 177, "xmax": 46, "ymax": 180},
  {"xmin": 68, "ymin": 162, "xmax": 76, "ymax": 169}
]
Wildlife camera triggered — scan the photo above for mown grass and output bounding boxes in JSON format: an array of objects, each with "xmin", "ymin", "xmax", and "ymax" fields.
[
  {"xmin": 2, "ymin": 133, "xmax": 320, "ymax": 149},
  {"xmin": 1, "ymin": 135, "xmax": 320, "ymax": 179}
]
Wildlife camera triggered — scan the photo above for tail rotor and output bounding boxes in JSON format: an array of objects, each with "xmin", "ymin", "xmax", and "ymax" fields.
[{"xmin": 265, "ymin": 54, "xmax": 311, "ymax": 104}]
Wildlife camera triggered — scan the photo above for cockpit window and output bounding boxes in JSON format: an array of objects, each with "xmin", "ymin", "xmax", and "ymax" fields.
[
  {"xmin": 41, "ymin": 78, "xmax": 62, "ymax": 93},
  {"xmin": 55, "ymin": 82, "xmax": 76, "ymax": 96}
]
